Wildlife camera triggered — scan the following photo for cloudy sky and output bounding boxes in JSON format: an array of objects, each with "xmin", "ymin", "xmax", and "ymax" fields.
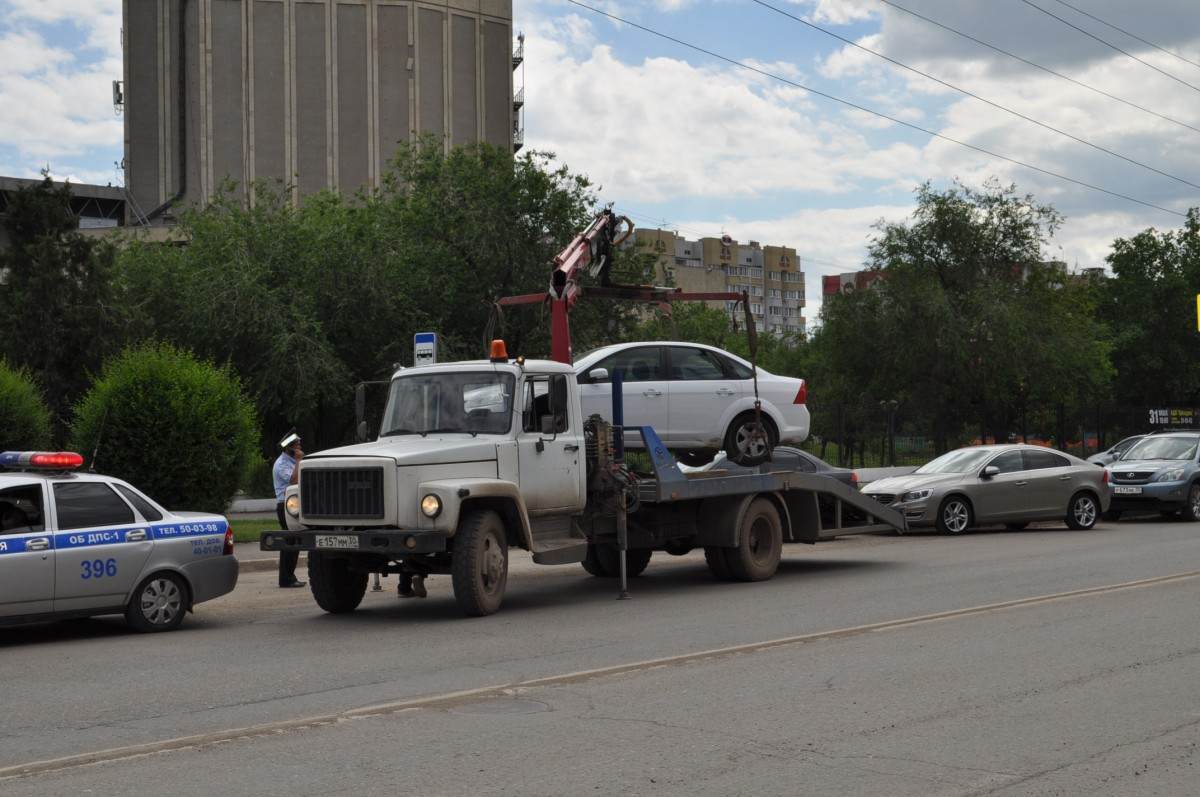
[{"xmin": 2, "ymin": 0, "xmax": 1198, "ymax": 320}]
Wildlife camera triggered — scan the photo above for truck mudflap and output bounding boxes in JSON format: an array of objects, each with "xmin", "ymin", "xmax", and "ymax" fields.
[{"xmin": 260, "ymin": 528, "xmax": 448, "ymax": 556}]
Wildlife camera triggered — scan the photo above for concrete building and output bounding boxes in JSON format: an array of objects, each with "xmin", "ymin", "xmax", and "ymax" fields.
[
  {"xmin": 631, "ymin": 228, "xmax": 807, "ymax": 336},
  {"xmin": 119, "ymin": 0, "xmax": 520, "ymax": 223},
  {"xmin": 0, "ymin": 177, "xmax": 127, "ymax": 251}
]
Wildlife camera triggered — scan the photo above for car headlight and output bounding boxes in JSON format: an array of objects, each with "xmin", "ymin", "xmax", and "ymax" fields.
[
  {"xmin": 420, "ymin": 494, "xmax": 442, "ymax": 518},
  {"xmin": 1156, "ymin": 468, "xmax": 1186, "ymax": 482},
  {"xmin": 285, "ymin": 494, "xmax": 300, "ymax": 518},
  {"xmin": 902, "ymin": 489, "xmax": 933, "ymax": 502}
]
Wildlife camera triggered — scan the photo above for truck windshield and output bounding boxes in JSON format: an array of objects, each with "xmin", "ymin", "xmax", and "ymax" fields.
[{"xmin": 381, "ymin": 372, "xmax": 515, "ymax": 436}]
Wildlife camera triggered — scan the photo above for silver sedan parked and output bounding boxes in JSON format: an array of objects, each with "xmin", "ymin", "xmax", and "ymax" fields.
[{"xmin": 864, "ymin": 445, "xmax": 1110, "ymax": 534}]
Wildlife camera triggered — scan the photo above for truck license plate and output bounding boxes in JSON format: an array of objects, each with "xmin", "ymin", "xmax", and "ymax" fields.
[
  {"xmin": 1113, "ymin": 486, "xmax": 1142, "ymax": 495},
  {"xmin": 315, "ymin": 534, "xmax": 359, "ymax": 549}
]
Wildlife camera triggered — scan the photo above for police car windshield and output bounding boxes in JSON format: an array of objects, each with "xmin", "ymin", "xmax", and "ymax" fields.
[
  {"xmin": 1124, "ymin": 436, "xmax": 1199, "ymax": 462},
  {"xmin": 381, "ymin": 372, "xmax": 514, "ymax": 437}
]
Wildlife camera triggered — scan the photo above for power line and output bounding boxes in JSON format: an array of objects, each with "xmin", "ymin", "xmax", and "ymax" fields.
[
  {"xmin": 562, "ymin": 0, "xmax": 1187, "ymax": 218},
  {"xmin": 1019, "ymin": 0, "xmax": 1200, "ymax": 94},
  {"xmin": 1046, "ymin": 0, "xmax": 1200, "ymax": 71},
  {"xmin": 873, "ymin": 0, "xmax": 1200, "ymax": 137},
  {"xmin": 751, "ymin": 0, "xmax": 1200, "ymax": 191}
]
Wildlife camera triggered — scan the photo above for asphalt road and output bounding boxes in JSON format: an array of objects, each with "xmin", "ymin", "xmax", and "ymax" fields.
[{"xmin": 2, "ymin": 517, "xmax": 1199, "ymax": 795}]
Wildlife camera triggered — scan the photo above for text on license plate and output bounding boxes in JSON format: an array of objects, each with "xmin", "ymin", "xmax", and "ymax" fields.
[
  {"xmin": 1113, "ymin": 486, "xmax": 1142, "ymax": 495},
  {"xmin": 315, "ymin": 534, "xmax": 359, "ymax": 549}
]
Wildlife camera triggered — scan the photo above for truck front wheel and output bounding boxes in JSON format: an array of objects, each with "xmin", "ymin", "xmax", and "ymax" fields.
[
  {"xmin": 452, "ymin": 509, "xmax": 508, "ymax": 617},
  {"xmin": 308, "ymin": 553, "xmax": 368, "ymax": 614}
]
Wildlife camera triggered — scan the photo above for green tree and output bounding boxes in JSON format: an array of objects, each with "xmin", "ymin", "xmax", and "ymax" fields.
[
  {"xmin": 813, "ymin": 180, "xmax": 1112, "ymax": 453},
  {"xmin": 1104, "ymin": 208, "xmax": 1200, "ymax": 405},
  {"xmin": 0, "ymin": 361, "xmax": 52, "ymax": 450},
  {"xmin": 70, "ymin": 343, "xmax": 258, "ymax": 513},
  {"xmin": 0, "ymin": 175, "xmax": 119, "ymax": 433}
]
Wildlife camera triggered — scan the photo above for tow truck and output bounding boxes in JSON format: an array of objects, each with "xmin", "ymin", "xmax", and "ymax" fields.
[{"xmin": 261, "ymin": 210, "xmax": 906, "ymax": 616}]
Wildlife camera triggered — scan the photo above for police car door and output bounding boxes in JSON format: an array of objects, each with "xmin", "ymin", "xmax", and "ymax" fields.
[
  {"xmin": 0, "ymin": 482, "xmax": 54, "ymax": 618},
  {"xmin": 51, "ymin": 481, "xmax": 154, "ymax": 613}
]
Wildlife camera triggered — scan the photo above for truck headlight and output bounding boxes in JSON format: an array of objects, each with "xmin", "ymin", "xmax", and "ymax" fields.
[
  {"xmin": 285, "ymin": 494, "xmax": 300, "ymax": 518},
  {"xmin": 902, "ymin": 489, "xmax": 933, "ymax": 502},
  {"xmin": 1156, "ymin": 468, "xmax": 1185, "ymax": 482},
  {"xmin": 420, "ymin": 494, "xmax": 442, "ymax": 518}
]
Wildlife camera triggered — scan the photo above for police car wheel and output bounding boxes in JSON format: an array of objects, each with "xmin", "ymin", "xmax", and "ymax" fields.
[{"xmin": 126, "ymin": 572, "xmax": 189, "ymax": 633}]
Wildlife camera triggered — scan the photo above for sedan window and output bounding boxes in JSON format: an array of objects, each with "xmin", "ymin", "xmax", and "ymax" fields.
[
  {"xmin": 53, "ymin": 483, "xmax": 135, "ymax": 530},
  {"xmin": 1023, "ymin": 449, "xmax": 1070, "ymax": 470},
  {"xmin": 592, "ymin": 347, "xmax": 663, "ymax": 383},
  {"xmin": 668, "ymin": 347, "xmax": 726, "ymax": 381},
  {"xmin": 0, "ymin": 485, "xmax": 45, "ymax": 533},
  {"xmin": 115, "ymin": 484, "xmax": 164, "ymax": 521},
  {"xmin": 988, "ymin": 451, "xmax": 1025, "ymax": 474},
  {"xmin": 717, "ymin": 353, "xmax": 754, "ymax": 380}
]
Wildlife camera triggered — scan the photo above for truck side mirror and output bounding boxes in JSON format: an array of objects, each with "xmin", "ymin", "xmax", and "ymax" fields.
[
  {"xmin": 588, "ymin": 367, "xmax": 609, "ymax": 383},
  {"xmin": 540, "ymin": 415, "xmax": 556, "ymax": 436},
  {"xmin": 357, "ymin": 420, "xmax": 369, "ymax": 442}
]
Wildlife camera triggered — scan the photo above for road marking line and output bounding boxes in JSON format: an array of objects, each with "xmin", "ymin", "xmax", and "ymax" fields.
[{"xmin": 4, "ymin": 568, "xmax": 1198, "ymax": 781}]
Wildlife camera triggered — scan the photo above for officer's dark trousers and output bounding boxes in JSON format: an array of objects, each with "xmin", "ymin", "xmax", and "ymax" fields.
[{"xmin": 276, "ymin": 502, "xmax": 300, "ymax": 586}]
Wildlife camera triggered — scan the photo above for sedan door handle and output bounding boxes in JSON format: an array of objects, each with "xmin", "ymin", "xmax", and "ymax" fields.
[
  {"xmin": 1014, "ymin": 481, "xmax": 1028, "ymax": 487},
  {"xmin": 642, "ymin": 389, "xmax": 663, "ymax": 398},
  {"xmin": 564, "ymin": 444, "xmax": 580, "ymax": 452},
  {"xmin": 1058, "ymin": 475, "xmax": 1073, "ymax": 481},
  {"xmin": 26, "ymin": 537, "xmax": 50, "ymax": 551},
  {"xmin": 127, "ymin": 529, "xmax": 148, "ymax": 541},
  {"xmin": 715, "ymin": 388, "xmax": 736, "ymax": 396}
]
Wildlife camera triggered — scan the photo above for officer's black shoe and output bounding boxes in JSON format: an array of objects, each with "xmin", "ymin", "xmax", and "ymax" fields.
[{"xmin": 280, "ymin": 580, "xmax": 306, "ymax": 588}]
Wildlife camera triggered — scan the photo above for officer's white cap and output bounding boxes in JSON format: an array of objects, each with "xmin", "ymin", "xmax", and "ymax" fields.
[{"xmin": 279, "ymin": 432, "xmax": 300, "ymax": 449}]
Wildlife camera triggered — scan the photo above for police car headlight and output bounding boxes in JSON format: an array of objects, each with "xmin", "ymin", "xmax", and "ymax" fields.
[
  {"xmin": 420, "ymin": 494, "xmax": 442, "ymax": 518},
  {"xmin": 285, "ymin": 494, "xmax": 300, "ymax": 518}
]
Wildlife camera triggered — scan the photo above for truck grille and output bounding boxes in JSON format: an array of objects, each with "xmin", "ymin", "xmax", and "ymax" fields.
[{"xmin": 301, "ymin": 468, "xmax": 385, "ymax": 519}]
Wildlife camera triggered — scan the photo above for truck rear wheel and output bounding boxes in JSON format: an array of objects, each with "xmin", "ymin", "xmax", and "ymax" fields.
[
  {"xmin": 725, "ymin": 498, "xmax": 783, "ymax": 581},
  {"xmin": 581, "ymin": 544, "xmax": 651, "ymax": 578},
  {"xmin": 704, "ymin": 547, "xmax": 733, "ymax": 580},
  {"xmin": 308, "ymin": 553, "xmax": 368, "ymax": 614},
  {"xmin": 452, "ymin": 509, "xmax": 508, "ymax": 616}
]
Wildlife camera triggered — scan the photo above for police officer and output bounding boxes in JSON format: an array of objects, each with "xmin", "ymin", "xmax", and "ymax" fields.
[{"xmin": 273, "ymin": 431, "xmax": 306, "ymax": 588}]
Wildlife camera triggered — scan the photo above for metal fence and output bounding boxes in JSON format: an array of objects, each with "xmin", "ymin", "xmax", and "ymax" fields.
[{"xmin": 801, "ymin": 401, "xmax": 1200, "ymax": 469}]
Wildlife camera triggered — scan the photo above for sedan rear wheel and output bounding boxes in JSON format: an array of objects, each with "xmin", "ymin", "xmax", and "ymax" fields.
[
  {"xmin": 126, "ymin": 572, "xmax": 188, "ymax": 633},
  {"xmin": 936, "ymin": 496, "xmax": 972, "ymax": 535},
  {"xmin": 1066, "ymin": 491, "xmax": 1099, "ymax": 531},
  {"xmin": 724, "ymin": 413, "xmax": 777, "ymax": 466}
]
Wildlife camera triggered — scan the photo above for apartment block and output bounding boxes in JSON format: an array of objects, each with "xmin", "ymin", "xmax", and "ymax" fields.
[{"xmin": 630, "ymin": 227, "xmax": 807, "ymax": 335}]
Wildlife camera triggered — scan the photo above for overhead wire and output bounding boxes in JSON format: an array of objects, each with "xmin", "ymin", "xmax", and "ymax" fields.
[
  {"xmin": 750, "ymin": 0, "xmax": 1200, "ymax": 191},
  {"xmin": 1018, "ymin": 0, "xmax": 1200, "ymax": 94},
  {"xmin": 1045, "ymin": 0, "xmax": 1200, "ymax": 71},
  {"xmin": 561, "ymin": 0, "xmax": 1188, "ymax": 219},
  {"xmin": 872, "ymin": 0, "xmax": 1200, "ymax": 136}
]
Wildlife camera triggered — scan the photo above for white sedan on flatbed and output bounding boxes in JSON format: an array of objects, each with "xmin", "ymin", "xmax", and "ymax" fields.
[{"xmin": 574, "ymin": 341, "xmax": 810, "ymax": 465}]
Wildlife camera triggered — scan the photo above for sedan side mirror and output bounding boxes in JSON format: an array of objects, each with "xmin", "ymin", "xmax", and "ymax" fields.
[
  {"xmin": 981, "ymin": 465, "xmax": 1000, "ymax": 479},
  {"xmin": 587, "ymin": 367, "xmax": 609, "ymax": 383}
]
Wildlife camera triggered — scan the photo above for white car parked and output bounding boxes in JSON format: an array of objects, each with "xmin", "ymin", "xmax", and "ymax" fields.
[{"xmin": 574, "ymin": 342, "xmax": 810, "ymax": 465}]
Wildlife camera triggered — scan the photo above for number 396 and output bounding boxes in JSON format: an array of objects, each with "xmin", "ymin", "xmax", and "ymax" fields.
[{"xmin": 81, "ymin": 559, "xmax": 118, "ymax": 579}]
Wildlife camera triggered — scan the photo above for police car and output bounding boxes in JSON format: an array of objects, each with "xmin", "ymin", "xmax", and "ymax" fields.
[{"xmin": 0, "ymin": 451, "xmax": 238, "ymax": 632}]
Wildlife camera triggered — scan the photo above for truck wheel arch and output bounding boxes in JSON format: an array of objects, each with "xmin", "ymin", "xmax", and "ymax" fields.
[
  {"xmin": 459, "ymin": 496, "xmax": 532, "ymax": 551},
  {"xmin": 692, "ymin": 491, "xmax": 792, "ymax": 548}
]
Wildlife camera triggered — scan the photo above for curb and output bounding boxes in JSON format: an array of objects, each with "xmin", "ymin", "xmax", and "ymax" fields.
[{"xmin": 239, "ymin": 554, "xmax": 307, "ymax": 574}]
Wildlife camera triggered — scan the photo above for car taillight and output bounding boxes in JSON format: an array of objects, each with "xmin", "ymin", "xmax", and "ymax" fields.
[
  {"xmin": 851, "ymin": 471, "xmax": 859, "ymax": 487},
  {"xmin": 223, "ymin": 527, "xmax": 234, "ymax": 555},
  {"xmin": 794, "ymin": 382, "xmax": 807, "ymax": 405}
]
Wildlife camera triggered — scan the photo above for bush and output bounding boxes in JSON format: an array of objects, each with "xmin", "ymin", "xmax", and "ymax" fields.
[
  {"xmin": 0, "ymin": 361, "xmax": 52, "ymax": 450},
  {"xmin": 70, "ymin": 343, "xmax": 259, "ymax": 513},
  {"xmin": 240, "ymin": 456, "xmax": 275, "ymax": 499}
]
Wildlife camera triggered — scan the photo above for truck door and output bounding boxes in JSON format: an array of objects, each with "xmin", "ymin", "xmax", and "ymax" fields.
[
  {"xmin": 519, "ymin": 373, "xmax": 585, "ymax": 512},
  {"xmin": 51, "ymin": 481, "xmax": 154, "ymax": 613},
  {"xmin": 0, "ymin": 483, "xmax": 54, "ymax": 618}
]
